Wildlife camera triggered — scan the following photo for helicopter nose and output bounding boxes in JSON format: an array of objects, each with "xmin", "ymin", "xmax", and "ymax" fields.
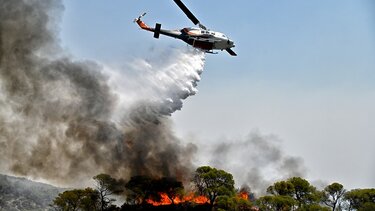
[{"xmin": 227, "ymin": 40, "xmax": 235, "ymax": 47}]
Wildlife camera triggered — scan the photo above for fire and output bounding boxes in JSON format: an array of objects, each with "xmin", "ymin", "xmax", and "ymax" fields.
[
  {"xmin": 184, "ymin": 193, "xmax": 210, "ymax": 204},
  {"xmin": 238, "ymin": 192, "xmax": 249, "ymax": 200},
  {"xmin": 193, "ymin": 195, "xmax": 210, "ymax": 204},
  {"xmin": 146, "ymin": 193, "xmax": 172, "ymax": 206},
  {"xmin": 146, "ymin": 192, "xmax": 209, "ymax": 206}
]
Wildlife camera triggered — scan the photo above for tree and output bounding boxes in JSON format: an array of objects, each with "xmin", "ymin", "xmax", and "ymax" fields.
[
  {"xmin": 192, "ymin": 166, "xmax": 235, "ymax": 206},
  {"xmin": 297, "ymin": 204, "xmax": 330, "ymax": 211},
  {"xmin": 215, "ymin": 195, "xmax": 253, "ymax": 211},
  {"xmin": 53, "ymin": 189, "xmax": 82, "ymax": 211},
  {"xmin": 287, "ymin": 177, "xmax": 320, "ymax": 207},
  {"xmin": 264, "ymin": 177, "xmax": 321, "ymax": 210},
  {"xmin": 235, "ymin": 197, "xmax": 254, "ymax": 211},
  {"xmin": 215, "ymin": 195, "xmax": 237, "ymax": 211},
  {"xmin": 125, "ymin": 176, "xmax": 184, "ymax": 205},
  {"xmin": 93, "ymin": 174, "xmax": 124, "ymax": 211},
  {"xmin": 322, "ymin": 183, "xmax": 346, "ymax": 211},
  {"xmin": 257, "ymin": 195, "xmax": 296, "ymax": 211},
  {"xmin": 153, "ymin": 177, "xmax": 184, "ymax": 204},
  {"xmin": 79, "ymin": 188, "xmax": 101, "ymax": 211},
  {"xmin": 238, "ymin": 184, "xmax": 256, "ymax": 202},
  {"xmin": 267, "ymin": 181, "xmax": 294, "ymax": 196},
  {"xmin": 52, "ymin": 188, "xmax": 99, "ymax": 211},
  {"xmin": 344, "ymin": 189, "xmax": 375, "ymax": 210},
  {"xmin": 125, "ymin": 175, "xmax": 153, "ymax": 205}
]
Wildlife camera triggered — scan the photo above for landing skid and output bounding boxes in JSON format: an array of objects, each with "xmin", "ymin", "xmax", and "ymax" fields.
[{"xmin": 205, "ymin": 50, "xmax": 218, "ymax": 54}]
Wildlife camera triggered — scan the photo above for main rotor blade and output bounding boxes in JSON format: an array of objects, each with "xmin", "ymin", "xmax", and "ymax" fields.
[{"xmin": 173, "ymin": 0, "xmax": 200, "ymax": 25}]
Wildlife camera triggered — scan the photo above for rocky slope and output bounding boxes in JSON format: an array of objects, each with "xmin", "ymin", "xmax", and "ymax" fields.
[{"xmin": 0, "ymin": 174, "xmax": 64, "ymax": 211}]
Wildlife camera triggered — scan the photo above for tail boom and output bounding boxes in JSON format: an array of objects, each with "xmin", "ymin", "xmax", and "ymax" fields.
[
  {"xmin": 134, "ymin": 12, "xmax": 152, "ymax": 31},
  {"xmin": 136, "ymin": 19, "xmax": 152, "ymax": 31}
]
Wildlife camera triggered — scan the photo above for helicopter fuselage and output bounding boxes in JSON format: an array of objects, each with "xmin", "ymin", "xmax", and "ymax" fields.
[
  {"xmin": 134, "ymin": 0, "xmax": 237, "ymax": 56},
  {"xmin": 136, "ymin": 19, "xmax": 235, "ymax": 52}
]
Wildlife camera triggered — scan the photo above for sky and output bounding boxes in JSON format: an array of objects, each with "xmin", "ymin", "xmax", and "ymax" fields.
[{"xmin": 61, "ymin": 0, "xmax": 375, "ymax": 190}]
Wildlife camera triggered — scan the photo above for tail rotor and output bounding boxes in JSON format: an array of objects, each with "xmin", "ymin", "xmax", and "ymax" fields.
[{"xmin": 133, "ymin": 12, "xmax": 147, "ymax": 23}]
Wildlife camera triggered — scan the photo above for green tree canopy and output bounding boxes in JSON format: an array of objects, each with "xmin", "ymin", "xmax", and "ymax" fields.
[
  {"xmin": 267, "ymin": 181, "xmax": 294, "ymax": 196},
  {"xmin": 264, "ymin": 177, "xmax": 321, "ymax": 210},
  {"xmin": 297, "ymin": 203, "xmax": 330, "ymax": 211},
  {"xmin": 215, "ymin": 195, "xmax": 253, "ymax": 211},
  {"xmin": 344, "ymin": 188, "xmax": 375, "ymax": 210},
  {"xmin": 215, "ymin": 195, "xmax": 236, "ymax": 211},
  {"xmin": 257, "ymin": 195, "xmax": 296, "ymax": 211},
  {"xmin": 192, "ymin": 166, "xmax": 235, "ymax": 206},
  {"xmin": 52, "ymin": 188, "xmax": 99, "ymax": 211},
  {"xmin": 287, "ymin": 177, "xmax": 320, "ymax": 206},
  {"xmin": 322, "ymin": 182, "xmax": 346, "ymax": 211}
]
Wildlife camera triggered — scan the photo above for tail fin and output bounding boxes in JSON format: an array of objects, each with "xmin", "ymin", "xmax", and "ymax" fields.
[{"xmin": 154, "ymin": 23, "xmax": 161, "ymax": 38}]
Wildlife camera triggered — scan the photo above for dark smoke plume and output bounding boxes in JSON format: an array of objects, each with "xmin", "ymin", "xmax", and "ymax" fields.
[
  {"xmin": 0, "ymin": 0, "xmax": 204, "ymax": 186},
  {"xmin": 209, "ymin": 132, "xmax": 306, "ymax": 195}
]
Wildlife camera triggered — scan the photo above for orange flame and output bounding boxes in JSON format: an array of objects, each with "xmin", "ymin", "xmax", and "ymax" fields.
[
  {"xmin": 184, "ymin": 193, "xmax": 210, "ymax": 204},
  {"xmin": 146, "ymin": 192, "xmax": 209, "ymax": 206},
  {"xmin": 238, "ymin": 192, "xmax": 249, "ymax": 200},
  {"xmin": 146, "ymin": 193, "xmax": 172, "ymax": 206}
]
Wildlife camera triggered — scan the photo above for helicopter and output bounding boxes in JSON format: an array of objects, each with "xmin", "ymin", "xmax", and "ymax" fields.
[{"xmin": 134, "ymin": 0, "xmax": 237, "ymax": 56}]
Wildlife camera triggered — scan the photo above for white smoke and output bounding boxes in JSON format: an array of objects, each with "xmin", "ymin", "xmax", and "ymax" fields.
[{"xmin": 207, "ymin": 131, "xmax": 306, "ymax": 195}]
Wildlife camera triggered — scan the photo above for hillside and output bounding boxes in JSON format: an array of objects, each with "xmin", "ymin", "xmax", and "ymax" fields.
[{"xmin": 0, "ymin": 174, "xmax": 64, "ymax": 211}]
